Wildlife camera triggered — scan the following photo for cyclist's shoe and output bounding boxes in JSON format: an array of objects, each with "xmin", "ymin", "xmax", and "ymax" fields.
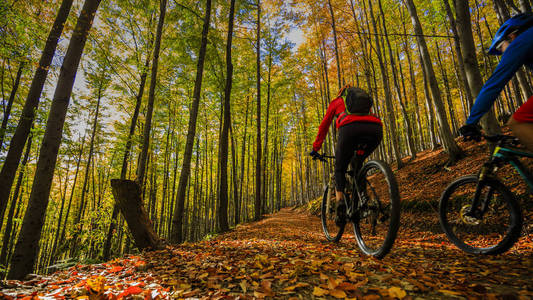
[{"xmin": 335, "ymin": 202, "xmax": 347, "ymax": 227}]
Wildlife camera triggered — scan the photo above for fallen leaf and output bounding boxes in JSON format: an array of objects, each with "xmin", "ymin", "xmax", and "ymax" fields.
[
  {"xmin": 388, "ymin": 286, "xmax": 406, "ymax": 299},
  {"xmin": 330, "ymin": 289, "xmax": 347, "ymax": 298},
  {"xmin": 313, "ymin": 286, "xmax": 329, "ymax": 296}
]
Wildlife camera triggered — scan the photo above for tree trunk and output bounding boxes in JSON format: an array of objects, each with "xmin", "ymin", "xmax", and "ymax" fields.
[
  {"xmin": 455, "ymin": 0, "xmax": 501, "ymax": 135},
  {"xmin": 327, "ymin": 0, "xmax": 342, "ymax": 90},
  {"xmin": 7, "ymin": 0, "xmax": 101, "ymax": 280},
  {"xmin": 110, "ymin": 179, "xmax": 162, "ymax": 250},
  {"xmin": 0, "ymin": 131, "xmax": 32, "ymax": 267},
  {"xmin": 378, "ymin": 0, "xmax": 416, "ymax": 159},
  {"xmin": 171, "ymin": 0, "xmax": 212, "ymax": 243},
  {"xmin": 255, "ymin": 0, "xmax": 262, "ymax": 221},
  {"xmin": 217, "ymin": 0, "xmax": 235, "ymax": 233},
  {"xmin": 405, "ymin": 0, "xmax": 462, "ymax": 163},
  {"xmin": 70, "ymin": 88, "xmax": 102, "ymax": 256},
  {"xmin": 367, "ymin": 0, "xmax": 404, "ymax": 168},
  {"xmin": 137, "ymin": 0, "xmax": 167, "ymax": 186},
  {"xmin": 0, "ymin": 0, "xmax": 73, "ymax": 232},
  {"xmin": 442, "ymin": 0, "xmax": 474, "ymax": 111},
  {"xmin": 0, "ymin": 62, "xmax": 24, "ymax": 152}
]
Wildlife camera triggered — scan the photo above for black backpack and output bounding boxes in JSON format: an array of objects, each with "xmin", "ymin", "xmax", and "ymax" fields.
[{"xmin": 341, "ymin": 87, "xmax": 373, "ymax": 115}]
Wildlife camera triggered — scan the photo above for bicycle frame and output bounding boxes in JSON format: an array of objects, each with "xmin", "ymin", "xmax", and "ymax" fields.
[
  {"xmin": 492, "ymin": 146, "xmax": 533, "ymax": 191},
  {"xmin": 469, "ymin": 146, "xmax": 533, "ymax": 218}
]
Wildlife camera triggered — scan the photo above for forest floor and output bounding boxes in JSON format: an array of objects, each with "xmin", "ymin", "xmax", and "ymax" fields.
[{"xmin": 1, "ymin": 136, "xmax": 533, "ymax": 300}]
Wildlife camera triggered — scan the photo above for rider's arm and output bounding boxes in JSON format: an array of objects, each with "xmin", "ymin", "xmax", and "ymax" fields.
[
  {"xmin": 312, "ymin": 98, "xmax": 340, "ymax": 151},
  {"xmin": 466, "ymin": 32, "xmax": 533, "ymax": 125}
]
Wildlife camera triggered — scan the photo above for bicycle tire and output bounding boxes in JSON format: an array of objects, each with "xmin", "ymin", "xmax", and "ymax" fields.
[
  {"xmin": 352, "ymin": 160, "xmax": 400, "ymax": 258},
  {"xmin": 439, "ymin": 175, "xmax": 522, "ymax": 255},
  {"xmin": 321, "ymin": 184, "xmax": 345, "ymax": 242}
]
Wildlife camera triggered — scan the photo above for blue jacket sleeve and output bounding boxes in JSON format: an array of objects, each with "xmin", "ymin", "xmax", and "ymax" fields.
[{"xmin": 466, "ymin": 33, "xmax": 533, "ymax": 125}]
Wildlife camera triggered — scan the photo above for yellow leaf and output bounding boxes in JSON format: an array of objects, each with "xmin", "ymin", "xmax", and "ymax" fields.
[
  {"xmin": 284, "ymin": 282, "xmax": 309, "ymax": 291},
  {"xmin": 328, "ymin": 276, "xmax": 338, "ymax": 290},
  {"xmin": 240, "ymin": 280, "xmax": 248, "ymax": 293},
  {"xmin": 330, "ymin": 289, "xmax": 347, "ymax": 298},
  {"xmin": 313, "ymin": 286, "xmax": 329, "ymax": 296},
  {"xmin": 166, "ymin": 279, "xmax": 179, "ymax": 286},
  {"xmin": 388, "ymin": 286, "xmax": 407, "ymax": 299},
  {"xmin": 254, "ymin": 291, "xmax": 267, "ymax": 298},
  {"xmin": 198, "ymin": 272, "xmax": 209, "ymax": 279},
  {"xmin": 438, "ymin": 289, "xmax": 462, "ymax": 296}
]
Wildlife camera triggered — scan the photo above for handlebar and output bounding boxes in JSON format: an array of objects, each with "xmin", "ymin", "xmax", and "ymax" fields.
[{"xmin": 482, "ymin": 134, "xmax": 520, "ymax": 147}]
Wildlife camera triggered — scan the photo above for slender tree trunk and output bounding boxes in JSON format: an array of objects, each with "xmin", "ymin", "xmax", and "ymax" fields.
[
  {"xmin": 442, "ymin": 0, "xmax": 474, "ymax": 111},
  {"xmin": 327, "ymin": 0, "xmax": 342, "ymax": 89},
  {"xmin": 218, "ymin": 0, "xmax": 235, "ymax": 233},
  {"xmin": 455, "ymin": 0, "xmax": 501, "ymax": 135},
  {"xmin": 0, "ymin": 132, "xmax": 32, "ymax": 267},
  {"xmin": 0, "ymin": 62, "xmax": 24, "ymax": 152},
  {"xmin": 378, "ymin": 0, "xmax": 416, "ymax": 159},
  {"xmin": 367, "ymin": 0, "xmax": 404, "ymax": 168},
  {"xmin": 238, "ymin": 97, "xmax": 249, "ymax": 223},
  {"xmin": 103, "ymin": 38, "xmax": 153, "ymax": 261},
  {"xmin": 7, "ymin": 0, "xmax": 101, "ymax": 280},
  {"xmin": 70, "ymin": 88, "xmax": 102, "ymax": 256},
  {"xmin": 137, "ymin": 0, "xmax": 167, "ymax": 187},
  {"xmin": 405, "ymin": 0, "xmax": 462, "ymax": 163},
  {"xmin": 171, "ymin": 0, "xmax": 212, "ymax": 243},
  {"xmin": 0, "ymin": 0, "xmax": 73, "ymax": 230},
  {"xmin": 255, "ymin": 0, "xmax": 262, "ymax": 221}
]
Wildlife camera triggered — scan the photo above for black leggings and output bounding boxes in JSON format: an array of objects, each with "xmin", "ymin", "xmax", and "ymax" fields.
[{"xmin": 335, "ymin": 122, "xmax": 383, "ymax": 192}]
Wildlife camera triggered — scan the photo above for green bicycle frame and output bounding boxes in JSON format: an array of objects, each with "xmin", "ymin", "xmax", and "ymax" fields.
[{"xmin": 492, "ymin": 146, "xmax": 533, "ymax": 192}]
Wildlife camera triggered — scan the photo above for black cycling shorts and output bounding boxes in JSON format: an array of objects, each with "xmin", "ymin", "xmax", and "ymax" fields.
[{"xmin": 335, "ymin": 122, "xmax": 383, "ymax": 192}]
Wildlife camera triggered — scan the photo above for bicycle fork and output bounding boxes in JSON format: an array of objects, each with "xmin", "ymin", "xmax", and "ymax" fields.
[{"xmin": 466, "ymin": 163, "xmax": 496, "ymax": 220}]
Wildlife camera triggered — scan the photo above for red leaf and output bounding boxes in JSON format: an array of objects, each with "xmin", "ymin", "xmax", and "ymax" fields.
[
  {"xmin": 118, "ymin": 286, "xmax": 144, "ymax": 298},
  {"xmin": 109, "ymin": 266, "xmax": 124, "ymax": 273}
]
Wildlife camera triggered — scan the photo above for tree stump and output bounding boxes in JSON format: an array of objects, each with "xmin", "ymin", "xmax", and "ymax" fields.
[{"xmin": 110, "ymin": 179, "xmax": 163, "ymax": 251}]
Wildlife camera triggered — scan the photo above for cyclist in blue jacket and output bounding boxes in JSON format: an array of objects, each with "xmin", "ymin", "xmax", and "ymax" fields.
[{"xmin": 459, "ymin": 13, "xmax": 533, "ymax": 151}]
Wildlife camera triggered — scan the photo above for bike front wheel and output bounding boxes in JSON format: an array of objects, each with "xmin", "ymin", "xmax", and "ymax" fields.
[
  {"xmin": 439, "ymin": 175, "xmax": 522, "ymax": 255},
  {"xmin": 353, "ymin": 160, "xmax": 400, "ymax": 259},
  {"xmin": 321, "ymin": 184, "xmax": 345, "ymax": 242}
]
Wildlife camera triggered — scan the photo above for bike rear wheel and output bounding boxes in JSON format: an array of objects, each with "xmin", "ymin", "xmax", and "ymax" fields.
[
  {"xmin": 321, "ymin": 184, "xmax": 345, "ymax": 242},
  {"xmin": 439, "ymin": 175, "xmax": 522, "ymax": 255},
  {"xmin": 353, "ymin": 160, "xmax": 400, "ymax": 258}
]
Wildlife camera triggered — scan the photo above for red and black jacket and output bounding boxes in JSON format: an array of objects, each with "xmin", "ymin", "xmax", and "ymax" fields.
[{"xmin": 312, "ymin": 96, "xmax": 382, "ymax": 152}]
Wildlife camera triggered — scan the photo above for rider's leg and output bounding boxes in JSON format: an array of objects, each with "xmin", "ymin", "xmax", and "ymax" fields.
[{"xmin": 509, "ymin": 95, "xmax": 533, "ymax": 151}]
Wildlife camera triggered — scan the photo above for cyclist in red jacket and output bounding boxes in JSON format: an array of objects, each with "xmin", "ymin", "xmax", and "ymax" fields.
[{"xmin": 310, "ymin": 86, "xmax": 383, "ymax": 226}]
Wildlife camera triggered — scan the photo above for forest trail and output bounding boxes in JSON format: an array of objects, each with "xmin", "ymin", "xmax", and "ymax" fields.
[
  {"xmin": 2, "ymin": 206, "xmax": 533, "ymax": 299},
  {"xmin": 2, "ymin": 138, "xmax": 533, "ymax": 299}
]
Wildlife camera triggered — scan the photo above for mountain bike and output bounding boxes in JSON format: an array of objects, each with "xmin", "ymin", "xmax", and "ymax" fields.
[
  {"xmin": 316, "ymin": 152, "xmax": 400, "ymax": 258},
  {"xmin": 439, "ymin": 134, "xmax": 533, "ymax": 255}
]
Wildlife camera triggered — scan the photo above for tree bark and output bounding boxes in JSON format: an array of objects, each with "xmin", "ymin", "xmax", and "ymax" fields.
[
  {"xmin": 8, "ymin": 0, "xmax": 101, "ymax": 280},
  {"xmin": 110, "ymin": 179, "xmax": 162, "ymax": 250},
  {"xmin": 217, "ymin": 0, "xmax": 236, "ymax": 233},
  {"xmin": 255, "ymin": 0, "xmax": 262, "ymax": 221},
  {"xmin": 0, "ymin": 0, "xmax": 73, "ymax": 232},
  {"xmin": 455, "ymin": 0, "xmax": 501, "ymax": 135},
  {"xmin": 171, "ymin": 0, "xmax": 212, "ymax": 243}
]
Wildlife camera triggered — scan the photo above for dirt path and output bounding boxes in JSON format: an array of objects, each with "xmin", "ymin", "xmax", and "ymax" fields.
[{"xmin": 2, "ymin": 207, "xmax": 532, "ymax": 299}]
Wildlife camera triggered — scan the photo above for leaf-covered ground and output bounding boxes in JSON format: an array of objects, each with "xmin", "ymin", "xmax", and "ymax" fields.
[{"xmin": 2, "ymin": 138, "xmax": 532, "ymax": 300}]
